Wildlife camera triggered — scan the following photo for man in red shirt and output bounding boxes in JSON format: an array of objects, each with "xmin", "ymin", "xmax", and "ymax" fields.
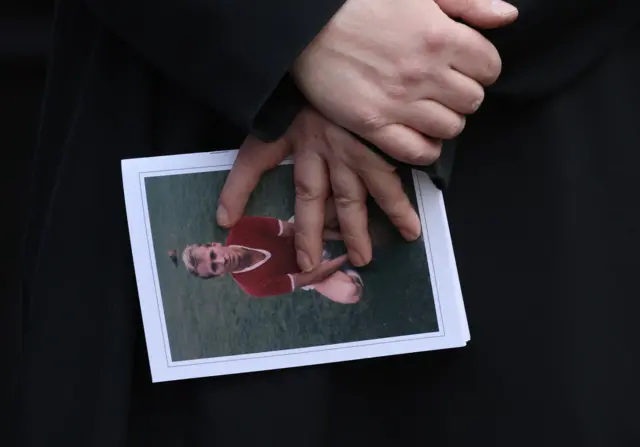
[{"xmin": 175, "ymin": 215, "xmax": 363, "ymax": 304}]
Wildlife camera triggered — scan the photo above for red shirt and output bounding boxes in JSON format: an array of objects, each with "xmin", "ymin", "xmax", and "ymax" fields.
[{"xmin": 226, "ymin": 216, "xmax": 299, "ymax": 297}]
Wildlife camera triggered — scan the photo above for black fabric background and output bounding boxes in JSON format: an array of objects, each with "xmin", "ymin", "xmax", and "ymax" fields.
[
  {"xmin": 6, "ymin": 1, "xmax": 640, "ymax": 446},
  {"xmin": 1, "ymin": 1, "xmax": 51, "ymax": 441}
]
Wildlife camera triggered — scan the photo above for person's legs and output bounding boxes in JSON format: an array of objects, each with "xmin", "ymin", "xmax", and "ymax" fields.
[{"xmin": 311, "ymin": 270, "xmax": 363, "ymax": 304}]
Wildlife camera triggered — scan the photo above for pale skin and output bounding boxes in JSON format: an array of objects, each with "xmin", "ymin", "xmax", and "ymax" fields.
[
  {"xmin": 291, "ymin": 0, "xmax": 518, "ymax": 163},
  {"xmin": 217, "ymin": 0, "xmax": 519, "ymax": 272}
]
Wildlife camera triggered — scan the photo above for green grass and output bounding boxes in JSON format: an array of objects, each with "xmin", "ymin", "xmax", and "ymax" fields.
[{"xmin": 145, "ymin": 165, "xmax": 438, "ymax": 361}]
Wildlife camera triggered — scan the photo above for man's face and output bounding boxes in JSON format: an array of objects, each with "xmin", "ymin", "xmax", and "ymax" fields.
[{"xmin": 190, "ymin": 243, "xmax": 241, "ymax": 277}]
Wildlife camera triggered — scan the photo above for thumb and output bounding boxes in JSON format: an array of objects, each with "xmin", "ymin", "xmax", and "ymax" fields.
[
  {"xmin": 217, "ymin": 135, "xmax": 290, "ymax": 228},
  {"xmin": 436, "ymin": 0, "xmax": 519, "ymax": 29}
]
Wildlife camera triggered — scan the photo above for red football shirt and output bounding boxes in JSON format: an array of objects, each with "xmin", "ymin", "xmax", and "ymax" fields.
[{"xmin": 226, "ymin": 216, "xmax": 300, "ymax": 297}]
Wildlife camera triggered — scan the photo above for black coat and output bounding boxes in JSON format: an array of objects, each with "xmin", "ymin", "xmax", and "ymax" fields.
[{"xmin": 17, "ymin": 0, "xmax": 640, "ymax": 445}]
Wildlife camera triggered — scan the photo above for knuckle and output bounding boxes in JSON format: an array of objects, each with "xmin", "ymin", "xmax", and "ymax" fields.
[
  {"xmin": 295, "ymin": 182, "xmax": 328, "ymax": 202},
  {"xmin": 483, "ymin": 50, "xmax": 503, "ymax": 85},
  {"xmin": 409, "ymin": 143, "xmax": 442, "ymax": 166},
  {"xmin": 333, "ymin": 192, "xmax": 362, "ymax": 209},
  {"xmin": 396, "ymin": 57, "xmax": 429, "ymax": 86},
  {"xmin": 408, "ymin": 151, "xmax": 433, "ymax": 166},
  {"xmin": 444, "ymin": 116, "xmax": 466, "ymax": 139},
  {"xmin": 469, "ymin": 88, "xmax": 485, "ymax": 113},
  {"xmin": 386, "ymin": 83, "xmax": 409, "ymax": 101},
  {"xmin": 422, "ymin": 25, "xmax": 453, "ymax": 55}
]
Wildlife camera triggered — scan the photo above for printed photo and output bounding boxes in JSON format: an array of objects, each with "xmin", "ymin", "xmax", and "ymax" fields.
[
  {"xmin": 122, "ymin": 151, "xmax": 468, "ymax": 381},
  {"xmin": 145, "ymin": 164, "xmax": 439, "ymax": 362}
]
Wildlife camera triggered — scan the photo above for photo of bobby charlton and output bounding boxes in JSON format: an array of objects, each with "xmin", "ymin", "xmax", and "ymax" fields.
[
  {"xmin": 145, "ymin": 164, "xmax": 439, "ymax": 362},
  {"xmin": 170, "ymin": 214, "xmax": 364, "ymax": 304}
]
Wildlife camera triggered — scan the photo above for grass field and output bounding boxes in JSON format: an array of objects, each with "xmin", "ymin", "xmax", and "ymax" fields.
[{"xmin": 145, "ymin": 165, "xmax": 438, "ymax": 361}]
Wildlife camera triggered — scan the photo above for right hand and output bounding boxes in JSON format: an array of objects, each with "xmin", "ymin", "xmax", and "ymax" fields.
[{"xmin": 292, "ymin": 0, "xmax": 518, "ymax": 165}]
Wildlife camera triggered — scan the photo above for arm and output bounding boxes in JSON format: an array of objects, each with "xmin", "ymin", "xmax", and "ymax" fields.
[
  {"xmin": 291, "ymin": 254, "xmax": 348, "ymax": 289},
  {"xmin": 83, "ymin": 0, "xmax": 346, "ymax": 140}
]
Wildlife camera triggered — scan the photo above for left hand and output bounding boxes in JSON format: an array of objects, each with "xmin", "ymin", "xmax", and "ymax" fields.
[{"xmin": 217, "ymin": 107, "xmax": 422, "ymax": 271}]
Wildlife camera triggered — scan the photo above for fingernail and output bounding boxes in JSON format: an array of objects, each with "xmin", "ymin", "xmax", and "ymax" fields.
[
  {"xmin": 492, "ymin": 0, "xmax": 518, "ymax": 16},
  {"xmin": 217, "ymin": 205, "xmax": 229, "ymax": 227},
  {"xmin": 297, "ymin": 250, "xmax": 313, "ymax": 272},
  {"xmin": 403, "ymin": 225, "xmax": 422, "ymax": 241},
  {"xmin": 351, "ymin": 251, "xmax": 366, "ymax": 267}
]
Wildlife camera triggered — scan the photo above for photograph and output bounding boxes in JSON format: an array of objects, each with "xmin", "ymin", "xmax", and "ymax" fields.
[
  {"xmin": 145, "ymin": 163, "xmax": 440, "ymax": 362},
  {"xmin": 122, "ymin": 151, "xmax": 468, "ymax": 381}
]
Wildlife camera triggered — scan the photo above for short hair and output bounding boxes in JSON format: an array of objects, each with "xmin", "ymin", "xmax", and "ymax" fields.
[{"xmin": 181, "ymin": 244, "xmax": 216, "ymax": 279}]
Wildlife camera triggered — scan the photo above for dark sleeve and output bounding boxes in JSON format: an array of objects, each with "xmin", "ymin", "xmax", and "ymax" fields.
[
  {"xmin": 83, "ymin": 0, "xmax": 346, "ymax": 140},
  {"xmin": 251, "ymin": 74, "xmax": 308, "ymax": 142}
]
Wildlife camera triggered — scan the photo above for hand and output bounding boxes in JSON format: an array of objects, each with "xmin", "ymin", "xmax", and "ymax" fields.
[
  {"xmin": 217, "ymin": 108, "xmax": 421, "ymax": 271},
  {"xmin": 292, "ymin": 0, "xmax": 517, "ymax": 165}
]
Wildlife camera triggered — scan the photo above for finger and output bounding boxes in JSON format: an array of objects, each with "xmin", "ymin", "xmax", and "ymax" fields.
[
  {"xmin": 294, "ymin": 150, "xmax": 330, "ymax": 272},
  {"xmin": 328, "ymin": 162, "xmax": 372, "ymax": 266},
  {"xmin": 218, "ymin": 135, "xmax": 290, "ymax": 228},
  {"xmin": 360, "ymin": 168, "xmax": 422, "ymax": 241},
  {"xmin": 335, "ymin": 131, "xmax": 422, "ymax": 240},
  {"xmin": 448, "ymin": 24, "xmax": 503, "ymax": 86},
  {"xmin": 435, "ymin": 0, "xmax": 518, "ymax": 29},
  {"xmin": 366, "ymin": 124, "xmax": 442, "ymax": 166},
  {"xmin": 397, "ymin": 100, "xmax": 466, "ymax": 140},
  {"xmin": 423, "ymin": 69, "xmax": 485, "ymax": 115}
]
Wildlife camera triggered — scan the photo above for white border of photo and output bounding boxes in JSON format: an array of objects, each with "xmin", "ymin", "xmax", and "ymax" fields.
[{"xmin": 121, "ymin": 150, "xmax": 469, "ymax": 382}]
